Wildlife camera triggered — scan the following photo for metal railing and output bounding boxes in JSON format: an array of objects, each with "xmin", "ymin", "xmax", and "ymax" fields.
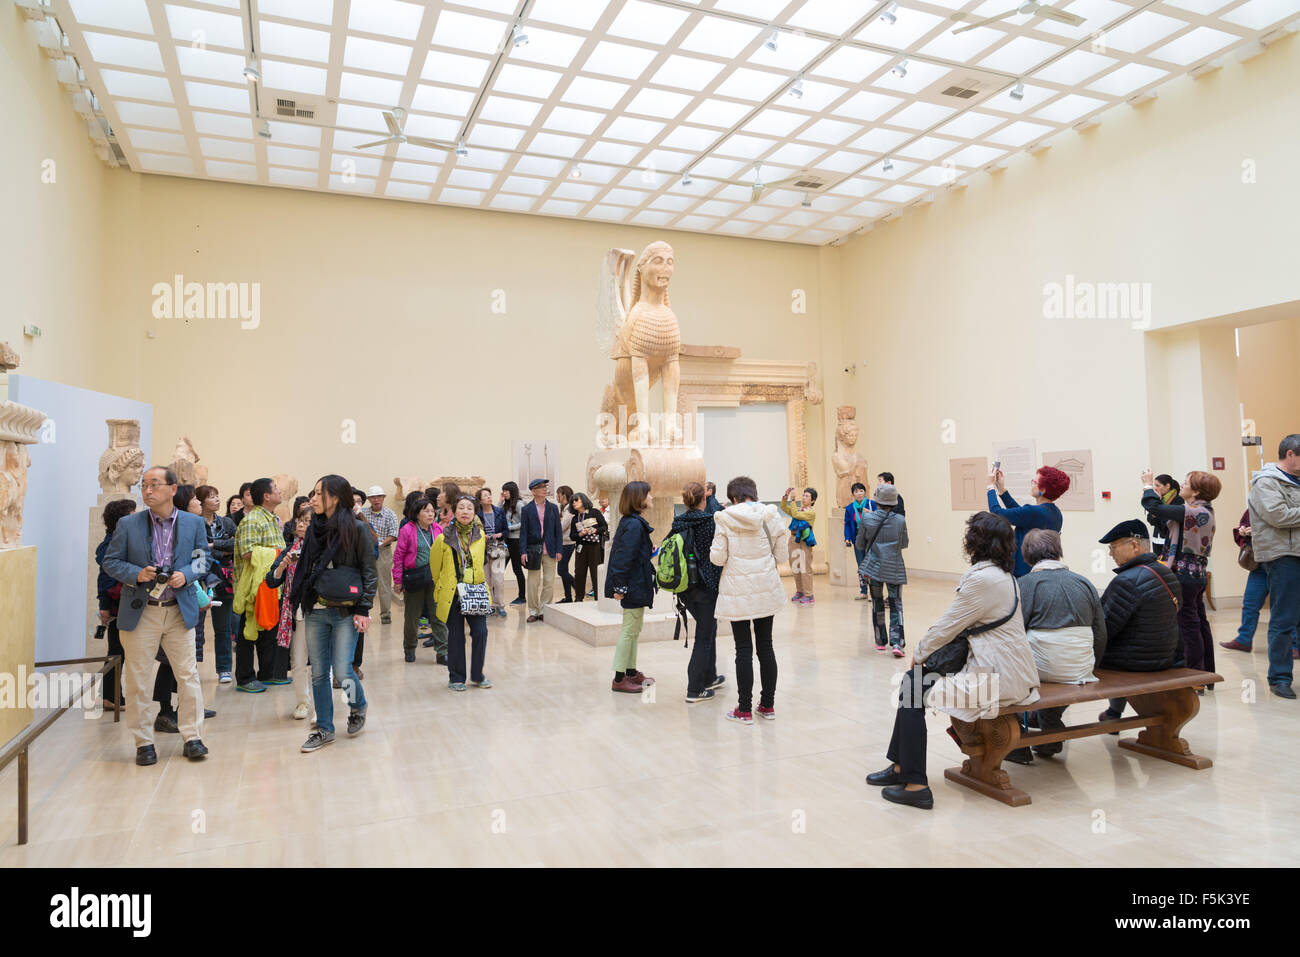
[{"xmin": 0, "ymin": 655, "xmax": 121, "ymax": 846}]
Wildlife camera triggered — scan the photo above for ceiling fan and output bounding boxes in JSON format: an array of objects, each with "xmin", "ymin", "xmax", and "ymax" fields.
[
  {"xmin": 951, "ymin": 0, "xmax": 1085, "ymax": 34},
  {"xmin": 354, "ymin": 107, "xmax": 448, "ymax": 151}
]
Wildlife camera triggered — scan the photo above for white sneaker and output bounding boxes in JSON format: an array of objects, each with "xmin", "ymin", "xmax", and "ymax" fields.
[
  {"xmin": 218, "ymin": 672, "xmax": 232, "ymax": 684},
  {"xmin": 293, "ymin": 702, "xmax": 310, "ymax": 720}
]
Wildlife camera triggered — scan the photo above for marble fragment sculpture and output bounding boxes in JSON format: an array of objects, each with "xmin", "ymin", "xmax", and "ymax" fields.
[
  {"xmin": 98, "ymin": 418, "xmax": 144, "ymax": 495},
  {"xmin": 832, "ymin": 405, "xmax": 870, "ymax": 508}
]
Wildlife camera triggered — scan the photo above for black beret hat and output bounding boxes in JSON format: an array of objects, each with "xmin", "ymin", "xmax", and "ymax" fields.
[{"xmin": 1099, "ymin": 519, "xmax": 1150, "ymax": 544}]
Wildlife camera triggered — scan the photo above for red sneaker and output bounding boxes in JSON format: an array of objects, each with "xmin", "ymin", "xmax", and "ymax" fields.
[
  {"xmin": 755, "ymin": 705, "xmax": 775, "ymax": 721},
  {"xmin": 725, "ymin": 708, "xmax": 754, "ymax": 724}
]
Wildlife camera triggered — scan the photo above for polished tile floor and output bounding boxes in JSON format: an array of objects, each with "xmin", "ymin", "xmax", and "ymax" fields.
[{"xmin": 2, "ymin": 577, "xmax": 1295, "ymax": 867}]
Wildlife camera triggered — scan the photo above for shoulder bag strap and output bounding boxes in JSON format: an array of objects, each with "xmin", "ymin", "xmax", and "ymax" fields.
[
  {"xmin": 964, "ymin": 578, "xmax": 1021, "ymax": 637},
  {"xmin": 860, "ymin": 512, "xmax": 888, "ymax": 559},
  {"xmin": 1138, "ymin": 562, "xmax": 1180, "ymax": 610}
]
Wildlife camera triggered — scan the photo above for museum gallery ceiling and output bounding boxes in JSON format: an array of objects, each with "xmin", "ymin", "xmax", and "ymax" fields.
[{"xmin": 27, "ymin": 0, "xmax": 1299, "ymax": 245}]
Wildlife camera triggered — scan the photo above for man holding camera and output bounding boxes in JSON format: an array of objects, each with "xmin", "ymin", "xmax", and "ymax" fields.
[{"xmin": 103, "ymin": 466, "xmax": 211, "ymax": 766}]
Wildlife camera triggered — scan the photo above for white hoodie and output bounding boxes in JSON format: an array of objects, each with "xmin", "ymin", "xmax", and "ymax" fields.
[{"xmin": 710, "ymin": 501, "xmax": 790, "ymax": 622}]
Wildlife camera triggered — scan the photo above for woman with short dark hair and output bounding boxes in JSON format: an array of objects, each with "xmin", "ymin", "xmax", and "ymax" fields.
[
  {"xmin": 606, "ymin": 481, "xmax": 656, "ymax": 693},
  {"xmin": 672, "ymin": 481, "xmax": 725, "ymax": 703},
  {"xmin": 501, "ymin": 481, "xmax": 526, "ymax": 605},
  {"xmin": 569, "ymin": 492, "xmax": 607, "ymax": 605},
  {"xmin": 867, "ymin": 512, "xmax": 1040, "ymax": 809},
  {"xmin": 556, "ymin": 484, "xmax": 577, "ymax": 603},
  {"xmin": 95, "ymin": 498, "xmax": 137, "ymax": 709}
]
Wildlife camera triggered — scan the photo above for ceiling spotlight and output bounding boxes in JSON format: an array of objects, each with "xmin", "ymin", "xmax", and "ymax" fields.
[
  {"xmin": 880, "ymin": 2, "xmax": 898, "ymax": 24},
  {"xmin": 512, "ymin": 23, "xmax": 529, "ymax": 47},
  {"xmin": 789, "ymin": 76, "xmax": 804, "ymax": 99},
  {"xmin": 682, "ymin": 169, "xmax": 693, "ymax": 186},
  {"xmin": 257, "ymin": 120, "xmax": 271, "ymax": 139},
  {"xmin": 569, "ymin": 163, "xmax": 582, "ymax": 179},
  {"xmin": 1010, "ymin": 80, "xmax": 1025, "ymax": 100},
  {"xmin": 764, "ymin": 26, "xmax": 779, "ymax": 52},
  {"xmin": 882, "ymin": 158, "xmax": 893, "ymax": 172},
  {"xmin": 455, "ymin": 139, "xmax": 468, "ymax": 157},
  {"xmin": 242, "ymin": 55, "xmax": 260, "ymax": 83},
  {"xmin": 801, "ymin": 192, "xmax": 812, "ymax": 208},
  {"xmin": 891, "ymin": 58, "xmax": 908, "ymax": 78}
]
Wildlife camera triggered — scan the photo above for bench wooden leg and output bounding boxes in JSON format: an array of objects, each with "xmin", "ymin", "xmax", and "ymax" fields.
[
  {"xmin": 1118, "ymin": 687, "xmax": 1213, "ymax": 769},
  {"xmin": 944, "ymin": 715, "xmax": 1032, "ymax": 807}
]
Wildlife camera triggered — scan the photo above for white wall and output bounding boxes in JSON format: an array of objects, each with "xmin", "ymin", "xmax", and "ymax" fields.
[
  {"xmin": 9, "ymin": 375, "xmax": 152, "ymax": 661},
  {"xmin": 699, "ymin": 404, "xmax": 790, "ymax": 502}
]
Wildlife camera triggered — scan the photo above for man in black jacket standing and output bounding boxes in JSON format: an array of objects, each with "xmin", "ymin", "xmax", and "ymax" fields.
[{"xmin": 1096, "ymin": 520, "xmax": 1184, "ymax": 724}]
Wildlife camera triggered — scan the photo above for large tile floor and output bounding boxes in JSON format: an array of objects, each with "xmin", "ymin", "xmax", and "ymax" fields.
[{"xmin": 1, "ymin": 576, "xmax": 1295, "ymax": 867}]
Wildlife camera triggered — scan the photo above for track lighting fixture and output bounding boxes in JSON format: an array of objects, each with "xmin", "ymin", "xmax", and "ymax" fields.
[
  {"xmin": 569, "ymin": 163, "xmax": 582, "ymax": 179},
  {"xmin": 512, "ymin": 22, "xmax": 528, "ymax": 47},
  {"xmin": 1010, "ymin": 80, "xmax": 1024, "ymax": 100},
  {"xmin": 789, "ymin": 76, "xmax": 804, "ymax": 99},
  {"xmin": 882, "ymin": 158, "xmax": 893, "ymax": 172},
  {"xmin": 892, "ymin": 58, "xmax": 908, "ymax": 78},
  {"xmin": 242, "ymin": 55, "xmax": 260, "ymax": 83},
  {"xmin": 801, "ymin": 192, "xmax": 812, "ymax": 208},
  {"xmin": 682, "ymin": 169, "xmax": 693, "ymax": 186},
  {"xmin": 764, "ymin": 26, "xmax": 779, "ymax": 52},
  {"xmin": 455, "ymin": 139, "xmax": 468, "ymax": 157},
  {"xmin": 257, "ymin": 120, "xmax": 271, "ymax": 139},
  {"xmin": 880, "ymin": 2, "xmax": 898, "ymax": 25}
]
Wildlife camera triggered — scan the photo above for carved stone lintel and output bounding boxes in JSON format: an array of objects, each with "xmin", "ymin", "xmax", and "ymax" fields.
[
  {"xmin": 429, "ymin": 476, "xmax": 487, "ymax": 494},
  {"xmin": 0, "ymin": 401, "xmax": 45, "ymax": 444}
]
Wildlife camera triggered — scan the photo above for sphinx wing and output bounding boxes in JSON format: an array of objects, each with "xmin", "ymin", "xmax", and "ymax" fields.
[{"xmin": 595, "ymin": 248, "xmax": 635, "ymax": 356}]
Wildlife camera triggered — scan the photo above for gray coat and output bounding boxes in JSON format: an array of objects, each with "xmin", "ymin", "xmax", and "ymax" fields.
[
  {"xmin": 1019, "ymin": 560, "xmax": 1107, "ymax": 665},
  {"xmin": 1247, "ymin": 463, "xmax": 1300, "ymax": 563},
  {"xmin": 855, "ymin": 508, "xmax": 908, "ymax": 584}
]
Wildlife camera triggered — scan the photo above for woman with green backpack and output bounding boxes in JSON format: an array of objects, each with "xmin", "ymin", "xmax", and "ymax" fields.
[{"xmin": 668, "ymin": 482, "xmax": 725, "ymax": 704}]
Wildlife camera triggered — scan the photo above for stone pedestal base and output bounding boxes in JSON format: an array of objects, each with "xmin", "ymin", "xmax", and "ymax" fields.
[
  {"xmin": 544, "ymin": 589, "xmax": 681, "ymax": 647},
  {"xmin": 0, "ymin": 546, "xmax": 37, "ymax": 747}
]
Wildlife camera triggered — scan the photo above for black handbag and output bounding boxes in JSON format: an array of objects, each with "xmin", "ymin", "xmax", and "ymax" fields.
[
  {"xmin": 923, "ymin": 579, "xmax": 1020, "ymax": 677},
  {"xmin": 402, "ymin": 563, "xmax": 432, "ymax": 590},
  {"xmin": 316, "ymin": 565, "xmax": 363, "ymax": 605}
]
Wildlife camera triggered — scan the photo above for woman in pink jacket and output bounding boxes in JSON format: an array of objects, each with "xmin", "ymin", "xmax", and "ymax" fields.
[{"xmin": 393, "ymin": 499, "xmax": 444, "ymax": 664}]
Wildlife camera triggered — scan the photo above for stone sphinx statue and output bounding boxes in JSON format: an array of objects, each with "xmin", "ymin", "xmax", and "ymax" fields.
[
  {"xmin": 597, "ymin": 241, "xmax": 683, "ymax": 446},
  {"xmin": 831, "ymin": 405, "xmax": 870, "ymax": 508},
  {"xmin": 98, "ymin": 418, "xmax": 145, "ymax": 495}
]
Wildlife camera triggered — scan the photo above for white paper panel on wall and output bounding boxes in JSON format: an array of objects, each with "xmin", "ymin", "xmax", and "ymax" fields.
[{"xmin": 698, "ymin": 404, "xmax": 789, "ymax": 502}]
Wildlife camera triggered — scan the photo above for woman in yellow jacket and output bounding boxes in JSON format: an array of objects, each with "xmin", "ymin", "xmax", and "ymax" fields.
[{"xmin": 429, "ymin": 495, "xmax": 494, "ymax": 692}]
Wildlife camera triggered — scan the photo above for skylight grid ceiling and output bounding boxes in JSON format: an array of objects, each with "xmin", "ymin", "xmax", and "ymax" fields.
[{"xmin": 47, "ymin": 0, "xmax": 1299, "ymax": 245}]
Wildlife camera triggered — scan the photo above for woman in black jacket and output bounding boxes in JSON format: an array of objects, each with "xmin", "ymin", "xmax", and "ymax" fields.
[
  {"xmin": 569, "ymin": 493, "xmax": 607, "ymax": 603},
  {"xmin": 294, "ymin": 474, "xmax": 378, "ymax": 753},
  {"xmin": 670, "ymin": 482, "xmax": 725, "ymax": 703},
  {"xmin": 605, "ymin": 481, "xmax": 655, "ymax": 693},
  {"xmin": 95, "ymin": 498, "xmax": 137, "ymax": 709}
]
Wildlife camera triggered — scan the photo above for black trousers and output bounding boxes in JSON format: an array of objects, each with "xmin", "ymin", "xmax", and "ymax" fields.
[
  {"xmin": 353, "ymin": 633, "xmax": 364, "ymax": 667},
  {"xmin": 731, "ymin": 615, "xmax": 775, "ymax": 712},
  {"xmin": 235, "ymin": 627, "xmax": 276, "ymax": 685},
  {"xmin": 886, "ymin": 667, "xmax": 929, "ymax": 786},
  {"xmin": 447, "ymin": 599, "xmax": 488, "ymax": 685},
  {"xmin": 573, "ymin": 545, "xmax": 601, "ymax": 600},
  {"xmin": 153, "ymin": 651, "xmax": 174, "ymax": 713},
  {"xmin": 558, "ymin": 544, "xmax": 576, "ymax": 600},
  {"xmin": 681, "ymin": 588, "xmax": 719, "ymax": 696},
  {"xmin": 104, "ymin": 618, "xmax": 125, "ymax": 705},
  {"xmin": 506, "ymin": 538, "xmax": 526, "ymax": 596}
]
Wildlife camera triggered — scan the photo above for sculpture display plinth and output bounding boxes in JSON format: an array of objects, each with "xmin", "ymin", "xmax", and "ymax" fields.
[{"xmin": 0, "ymin": 546, "xmax": 37, "ymax": 747}]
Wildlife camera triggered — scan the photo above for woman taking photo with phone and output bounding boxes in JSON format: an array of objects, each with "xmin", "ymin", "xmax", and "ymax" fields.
[{"xmin": 293, "ymin": 474, "xmax": 377, "ymax": 753}]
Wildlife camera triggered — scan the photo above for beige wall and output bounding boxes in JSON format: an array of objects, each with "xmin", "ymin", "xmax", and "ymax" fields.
[
  {"xmin": 99, "ymin": 173, "xmax": 830, "ymax": 504},
  {"xmin": 1, "ymin": 8, "xmax": 113, "ymax": 392},
  {"xmin": 1238, "ymin": 316, "xmax": 1300, "ymax": 469},
  {"xmin": 833, "ymin": 36, "xmax": 1300, "ymax": 596}
]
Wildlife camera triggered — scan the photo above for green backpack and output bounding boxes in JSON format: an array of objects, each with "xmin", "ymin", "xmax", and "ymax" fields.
[{"xmin": 656, "ymin": 531, "xmax": 698, "ymax": 594}]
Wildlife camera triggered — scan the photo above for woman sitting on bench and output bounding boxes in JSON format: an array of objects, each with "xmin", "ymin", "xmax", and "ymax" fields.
[
  {"xmin": 1010, "ymin": 529, "xmax": 1107, "ymax": 762},
  {"xmin": 866, "ymin": 513, "xmax": 1041, "ymax": 810}
]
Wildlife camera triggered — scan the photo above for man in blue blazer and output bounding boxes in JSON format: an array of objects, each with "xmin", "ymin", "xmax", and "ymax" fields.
[
  {"xmin": 519, "ymin": 477, "xmax": 563, "ymax": 622},
  {"xmin": 102, "ymin": 465, "xmax": 211, "ymax": 766}
]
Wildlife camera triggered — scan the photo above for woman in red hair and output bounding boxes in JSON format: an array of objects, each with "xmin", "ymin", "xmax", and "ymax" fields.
[{"xmin": 987, "ymin": 465, "xmax": 1070, "ymax": 577}]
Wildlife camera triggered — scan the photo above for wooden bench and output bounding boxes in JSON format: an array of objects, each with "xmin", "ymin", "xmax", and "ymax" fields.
[{"xmin": 944, "ymin": 667, "xmax": 1223, "ymax": 807}]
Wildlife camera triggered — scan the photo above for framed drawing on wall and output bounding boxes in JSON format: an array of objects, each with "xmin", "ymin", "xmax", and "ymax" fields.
[
  {"xmin": 513, "ymin": 440, "xmax": 558, "ymax": 498},
  {"xmin": 950, "ymin": 456, "xmax": 989, "ymax": 510},
  {"xmin": 1042, "ymin": 449, "xmax": 1095, "ymax": 511}
]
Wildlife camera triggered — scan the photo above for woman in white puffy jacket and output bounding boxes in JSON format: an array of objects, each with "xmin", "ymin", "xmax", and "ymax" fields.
[{"xmin": 710, "ymin": 475, "xmax": 790, "ymax": 725}]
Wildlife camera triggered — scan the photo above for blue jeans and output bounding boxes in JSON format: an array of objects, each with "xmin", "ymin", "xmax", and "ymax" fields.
[
  {"xmin": 1263, "ymin": 556, "xmax": 1300, "ymax": 687},
  {"xmin": 852, "ymin": 545, "xmax": 868, "ymax": 594},
  {"xmin": 304, "ymin": 606, "xmax": 366, "ymax": 733},
  {"xmin": 1233, "ymin": 567, "xmax": 1270, "ymax": 648}
]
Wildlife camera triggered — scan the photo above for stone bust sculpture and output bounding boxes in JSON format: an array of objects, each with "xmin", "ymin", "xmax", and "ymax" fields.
[
  {"xmin": 831, "ymin": 406, "xmax": 870, "ymax": 508},
  {"xmin": 98, "ymin": 418, "xmax": 145, "ymax": 495},
  {"xmin": 598, "ymin": 241, "xmax": 683, "ymax": 446},
  {"xmin": 170, "ymin": 435, "xmax": 202, "ymax": 486}
]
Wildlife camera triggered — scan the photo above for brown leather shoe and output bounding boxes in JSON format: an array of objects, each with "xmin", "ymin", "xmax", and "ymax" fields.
[
  {"xmin": 611, "ymin": 677, "xmax": 643, "ymax": 693},
  {"xmin": 625, "ymin": 669, "xmax": 653, "ymax": 686},
  {"xmin": 527, "ymin": 614, "xmax": 539, "ymax": 623}
]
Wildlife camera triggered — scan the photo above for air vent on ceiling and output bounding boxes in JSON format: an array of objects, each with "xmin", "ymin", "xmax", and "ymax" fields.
[
  {"xmin": 275, "ymin": 96, "xmax": 315, "ymax": 119},
  {"xmin": 923, "ymin": 68, "xmax": 1004, "ymax": 105},
  {"xmin": 770, "ymin": 169, "xmax": 839, "ymax": 192}
]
